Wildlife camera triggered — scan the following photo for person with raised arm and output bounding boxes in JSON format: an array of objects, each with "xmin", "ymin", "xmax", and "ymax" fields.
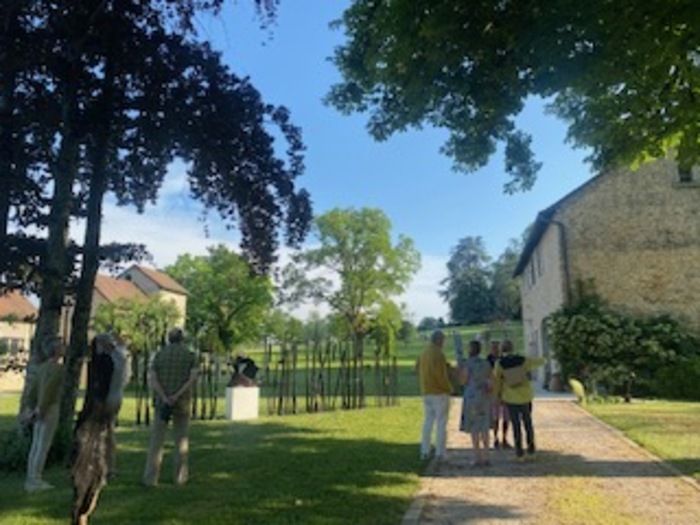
[{"xmin": 493, "ymin": 340, "xmax": 545, "ymax": 461}]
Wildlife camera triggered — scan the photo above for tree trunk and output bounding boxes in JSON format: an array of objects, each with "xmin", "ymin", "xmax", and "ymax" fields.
[
  {"xmin": 60, "ymin": 139, "xmax": 109, "ymax": 431},
  {"xmin": 19, "ymin": 80, "xmax": 79, "ymax": 413},
  {"xmin": 60, "ymin": 52, "xmax": 116, "ymax": 434}
]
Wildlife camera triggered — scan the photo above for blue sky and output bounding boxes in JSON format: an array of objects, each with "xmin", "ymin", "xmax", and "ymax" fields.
[{"xmin": 96, "ymin": 1, "xmax": 595, "ymax": 320}]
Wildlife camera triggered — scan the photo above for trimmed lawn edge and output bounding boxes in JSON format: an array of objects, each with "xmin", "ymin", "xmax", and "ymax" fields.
[
  {"xmin": 577, "ymin": 402, "xmax": 700, "ymax": 493},
  {"xmin": 400, "ymin": 457, "xmax": 439, "ymax": 525}
]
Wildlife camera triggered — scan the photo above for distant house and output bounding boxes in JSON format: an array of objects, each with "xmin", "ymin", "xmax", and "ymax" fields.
[
  {"xmin": 514, "ymin": 159, "xmax": 700, "ymax": 387},
  {"xmin": 120, "ymin": 265, "xmax": 188, "ymax": 326},
  {"xmin": 0, "ymin": 291, "xmax": 37, "ymax": 361},
  {"xmin": 60, "ymin": 265, "xmax": 188, "ymax": 341}
]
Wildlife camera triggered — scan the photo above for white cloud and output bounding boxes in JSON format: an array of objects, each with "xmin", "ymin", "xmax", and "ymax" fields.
[
  {"xmin": 69, "ymin": 197, "xmax": 238, "ymax": 272},
  {"xmin": 71, "ymin": 193, "xmax": 448, "ymax": 321},
  {"xmin": 100, "ymin": 203, "xmax": 236, "ymax": 268}
]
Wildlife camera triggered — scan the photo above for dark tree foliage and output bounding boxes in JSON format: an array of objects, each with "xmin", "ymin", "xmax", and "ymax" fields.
[
  {"xmin": 417, "ymin": 317, "xmax": 439, "ymax": 332},
  {"xmin": 0, "ymin": 2, "xmax": 56, "ymax": 289},
  {"xmin": 441, "ymin": 236, "xmax": 523, "ymax": 324},
  {"xmin": 440, "ymin": 237, "xmax": 493, "ymax": 324},
  {"xmin": 330, "ymin": 1, "xmax": 700, "ymax": 190},
  {"xmin": 2, "ymin": 1, "xmax": 312, "ymax": 430},
  {"xmin": 490, "ymin": 238, "xmax": 523, "ymax": 321}
]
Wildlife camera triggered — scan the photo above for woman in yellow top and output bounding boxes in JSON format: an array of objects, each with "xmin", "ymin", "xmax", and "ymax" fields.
[{"xmin": 492, "ymin": 340, "xmax": 544, "ymax": 460}]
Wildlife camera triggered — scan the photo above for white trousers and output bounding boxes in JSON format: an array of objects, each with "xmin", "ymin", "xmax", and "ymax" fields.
[
  {"xmin": 26, "ymin": 404, "xmax": 59, "ymax": 484},
  {"xmin": 421, "ymin": 394, "xmax": 450, "ymax": 457}
]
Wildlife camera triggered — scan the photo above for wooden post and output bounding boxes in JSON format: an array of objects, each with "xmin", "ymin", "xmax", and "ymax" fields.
[
  {"xmin": 304, "ymin": 342, "xmax": 310, "ymax": 413},
  {"xmin": 291, "ymin": 344, "xmax": 298, "ymax": 414}
]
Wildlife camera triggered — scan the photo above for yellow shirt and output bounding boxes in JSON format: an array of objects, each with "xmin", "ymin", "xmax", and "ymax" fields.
[
  {"xmin": 418, "ymin": 346, "xmax": 452, "ymax": 395},
  {"xmin": 493, "ymin": 356, "xmax": 545, "ymax": 405}
]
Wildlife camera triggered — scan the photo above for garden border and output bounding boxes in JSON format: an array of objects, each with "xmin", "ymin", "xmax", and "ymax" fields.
[
  {"xmin": 400, "ymin": 456, "xmax": 439, "ymax": 525},
  {"xmin": 575, "ymin": 401, "xmax": 700, "ymax": 493}
]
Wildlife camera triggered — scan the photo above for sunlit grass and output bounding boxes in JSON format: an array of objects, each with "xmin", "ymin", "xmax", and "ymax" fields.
[
  {"xmin": 0, "ymin": 394, "xmax": 425, "ymax": 525},
  {"xmin": 587, "ymin": 400, "xmax": 700, "ymax": 480}
]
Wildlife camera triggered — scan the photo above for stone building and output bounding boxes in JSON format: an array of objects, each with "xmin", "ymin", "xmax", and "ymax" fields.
[{"xmin": 514, "ymin": 159, "xmax": 700, "ymax": 386}]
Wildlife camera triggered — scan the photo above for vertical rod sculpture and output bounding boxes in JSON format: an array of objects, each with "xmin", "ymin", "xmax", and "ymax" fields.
[
  {"xmin": 304, "ymin": 342, "xmax": 310, "ymax": 413},
  {"xmin": 291, "ymin": 343, "xmax": 298, "ymax": 414}
]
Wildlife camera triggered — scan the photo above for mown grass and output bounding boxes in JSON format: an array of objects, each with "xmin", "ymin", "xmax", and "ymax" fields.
[
  {"xmin": 0, "ymin": 393, "xmax": 425, "ymax": 525},
  {"xmin": 0, "ymin": 322, "xmax": 523, "ymax": 524},
  {"xmin": 548, "ymin": 478, "xmax": 638, "ymax": 525},
  {"xmin": 587, "ymin": 400, "xmax": 700, "ymax": 481}
]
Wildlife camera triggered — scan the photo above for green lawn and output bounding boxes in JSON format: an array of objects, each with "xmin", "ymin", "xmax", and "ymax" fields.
[
  {"xmin": 0, "ymin": 323, "xmax": 524, "ymax": 524},
  {"xmin": 587, "ymin": 400, "xmax": 700, "ymax": 481},
  {"xmin": 0, "ymin": 393, "xmax": 426, "ymax": 524}
]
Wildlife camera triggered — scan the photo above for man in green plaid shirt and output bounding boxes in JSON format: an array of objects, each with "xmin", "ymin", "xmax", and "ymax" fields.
[{"xmin": 143, "ymin": 328, "xmax": 198, "ymax": 486}]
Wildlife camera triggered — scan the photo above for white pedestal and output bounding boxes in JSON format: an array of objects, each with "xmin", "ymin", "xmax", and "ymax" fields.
[{"xmin": 225, "ymin": 386, "xmax": 259, "ymax": 421}]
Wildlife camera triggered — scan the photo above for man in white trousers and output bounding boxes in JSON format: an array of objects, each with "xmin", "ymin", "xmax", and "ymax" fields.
[{"xmin": 417, "ymin": 330, "xmax": 453, "ymax": 460}]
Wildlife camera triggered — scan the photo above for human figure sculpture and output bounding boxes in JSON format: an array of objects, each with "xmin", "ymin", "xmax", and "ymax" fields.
[{"xmin": 71, "ymin": 333, "xmax": 130, "ymax": 525}]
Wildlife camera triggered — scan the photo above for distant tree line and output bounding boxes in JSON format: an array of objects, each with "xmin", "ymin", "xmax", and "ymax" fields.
[{"xmin": 440, "ymin": 235, "xmax": 525, "ymax": 325}]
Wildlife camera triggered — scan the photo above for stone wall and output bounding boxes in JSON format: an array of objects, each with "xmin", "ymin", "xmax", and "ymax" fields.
[
  {"xmin": 519, "ymin": 224, "xmax": 567, "ymax": 382},
  {"xmin": 555, "ymin": 158, "xmax": 700, "ymax": 329}
]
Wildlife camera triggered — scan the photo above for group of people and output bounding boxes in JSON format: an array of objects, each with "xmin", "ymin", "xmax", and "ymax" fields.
[
  {"xmin": 20, "ymin": 327, "xmax": 198, "ymax": 525},
  {"xmin": 417, "ymin": 330, "xmax": 544, "ymax": 466}
]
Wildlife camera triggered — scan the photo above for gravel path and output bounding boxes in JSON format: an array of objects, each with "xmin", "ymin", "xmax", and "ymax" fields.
[{"xmin": 410, "ymin": 399, "xmax": 700, "ymax": 525}]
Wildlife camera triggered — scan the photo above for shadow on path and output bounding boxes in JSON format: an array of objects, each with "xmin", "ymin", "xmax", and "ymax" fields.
[{"xmin": 429, "ymin": 448, "xmax": 694, "ymax": 479}]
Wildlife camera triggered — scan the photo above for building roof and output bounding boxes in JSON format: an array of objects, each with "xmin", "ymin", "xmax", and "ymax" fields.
[
  {"xmin": 130, "ymin": 265, "xmax": 188, "ymax": 295},
  {"xmin": 513, "ymin": 173, "xmax": 603, "ymax": 277},
  {"xmin": 0, "ymin": 291, "xmax": 38, "ymax": 321},
  {"xmin": 94, "ymin": 275, "xmax": 147, "ymax": 304}
]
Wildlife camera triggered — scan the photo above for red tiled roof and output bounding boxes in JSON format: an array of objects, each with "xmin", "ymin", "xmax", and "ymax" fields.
[
  {"xmin": 0, "ymin": 291, "xmax": 38, "ymax": 320},
  {"xmin": 94, "ymin": 275, "xmax": 146, "ymax": 304},
  {"xmin": 132, "ymin": 265, "xmax": 188, "ymax": 295}
]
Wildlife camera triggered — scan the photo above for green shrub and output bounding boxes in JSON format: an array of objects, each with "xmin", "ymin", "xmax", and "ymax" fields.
[
  {"xmin": 548, "ymin": 294, "xmax": 700, "ymax": 399},
  {"xmin": 0, "ymin": 421, "xmax": 73, "ymax": 472},
  {"xmin": 653, "ymin": 357, "xmax": 700, "ymax": 401},
  {"xmin": 0, "ymin": 426, "xmax": 32, "ymax": 471}
]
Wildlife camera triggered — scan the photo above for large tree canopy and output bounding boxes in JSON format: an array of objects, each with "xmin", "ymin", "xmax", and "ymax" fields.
[
  {"xmin": 2, "ymin": 1, "xmax": 312, "ymax": 432},
  {"xmin": 289, "ymin": 208, "xmax": 420, "ymax": 339},
  {"xmin": 330, "ymin": 1, "xmax": 700, "ymax": 191},
  {"xmin": 167, "ymin": 246, "xmax": 274, "ymax": 352}
]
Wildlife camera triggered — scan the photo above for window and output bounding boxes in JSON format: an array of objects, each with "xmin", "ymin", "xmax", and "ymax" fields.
[
  {"xmin": 676, "ymin": 165, "xmax": 700, "ymax": 186},
  {"xmin": 0, "ymin": 338, "xmax": 23, "ymax": 354},
  {"xmin": 530, "ymin": 329, "xmax": 539, "ymax": 356},
  {"xmin": 536, "ymin": 247, "xmax": 544, "ymax": 277},
  {"xmin": 529, "ymin": 261, "xmax": 536, "ymax": 288}
]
